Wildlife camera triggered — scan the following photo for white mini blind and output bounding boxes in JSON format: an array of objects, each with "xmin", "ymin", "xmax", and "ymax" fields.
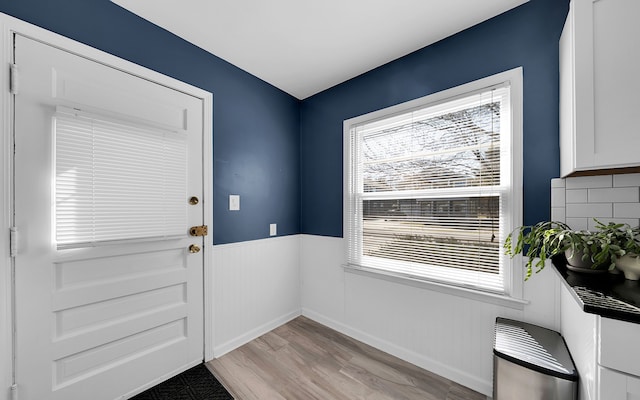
[
  {"xmin": 346, "ymin": 84, "xmax": 511, "ymax": 293},
  {"xmin": 54, "ymin": 110, "xmax": 188, "ymax": 248}
]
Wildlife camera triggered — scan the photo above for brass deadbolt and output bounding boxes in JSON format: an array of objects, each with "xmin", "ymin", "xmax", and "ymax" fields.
[
  {"xmin": 189, "ymin": 196, "xmax": 199, "ymax": 205},
  {"xmin": 189, "ymin": 225, "xmax": 208, "ymax": 237},
  {"xmin": 189, "ymin": 244, "xmax": 201, "ymax": 253}
]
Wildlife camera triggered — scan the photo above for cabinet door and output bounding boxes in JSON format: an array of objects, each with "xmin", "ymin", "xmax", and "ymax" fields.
[
  {"xmin": 598, "ymin": 367, "xmax": 640, "ymax": 400},
  {"xmin": 599, "ymin": 317, "xmax": 640, "ymax": 377},
  {"xmin": 592, "ymin": 0, "xmax": 640, "ymax": 169}
]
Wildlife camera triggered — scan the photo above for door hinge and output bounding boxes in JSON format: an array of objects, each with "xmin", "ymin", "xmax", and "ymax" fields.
[
  {"xmin": 189, "ymin": 225, "xmax": 208, "ymax": 237},
  {"xmin": 9, "ymin": 63, "xmax": 18, "ymax": 95},
  {"xmin": 10, "ymin": 383, "xmax": 18, "ymax": 400},
  {"xmin": 10, "ymin": 227, "xmax": 17, "ymax": 257}
]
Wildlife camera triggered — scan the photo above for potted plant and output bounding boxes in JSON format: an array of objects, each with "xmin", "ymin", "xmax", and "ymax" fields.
[
  {"xmin": 603, "ymin": 222, "xmax": 640, "ymax": 280},
  {"xmin": 503, "ymin": 219, "xmax": 639, "ymax": 280}
]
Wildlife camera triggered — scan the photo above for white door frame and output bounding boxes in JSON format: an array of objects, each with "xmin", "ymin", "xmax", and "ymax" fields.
[{"xmin": 0, "ymin": 12, "xmax": 214, "ymax": 399}]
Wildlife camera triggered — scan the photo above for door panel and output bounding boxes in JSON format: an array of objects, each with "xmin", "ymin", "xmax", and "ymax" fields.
[
  {"xmin": 13, "ymin": 34, "xmax": 204, "ymax": 400},
  {"xmin": 52, "ymin": 68, "xmax": 188, "ymax": 131}
]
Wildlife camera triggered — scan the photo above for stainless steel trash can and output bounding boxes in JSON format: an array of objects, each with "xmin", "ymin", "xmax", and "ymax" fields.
[{"xmin": 493, "ymin": 317, "xmax": 578, "ymax": 400}]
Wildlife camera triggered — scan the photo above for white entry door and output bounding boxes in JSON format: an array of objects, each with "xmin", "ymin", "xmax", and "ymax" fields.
[{"xmin": 13, "ymin": 34, "xmax": 205, "ymax": 399}]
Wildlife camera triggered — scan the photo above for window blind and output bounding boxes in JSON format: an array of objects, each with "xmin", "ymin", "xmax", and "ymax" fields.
[
  {"xmin": 54, "ymin": 109, "xmax": 188, "ymax": 248},
  {"xmin": 346, "ymin": 85, "xmax": 511, "ymax": 293}
]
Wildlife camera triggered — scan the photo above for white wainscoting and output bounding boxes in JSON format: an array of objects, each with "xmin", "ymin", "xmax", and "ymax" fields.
[
  {"xmin": 300, "ymin": 234, "xmax": 560, "ymax": 396},
  {"xmin": 211, "ymin": 235, "xmax": 301, "ymax": 357}
]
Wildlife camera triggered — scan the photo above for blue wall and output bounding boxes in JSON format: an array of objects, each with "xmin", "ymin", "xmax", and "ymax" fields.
[
  {"xmin": 300, "ymin": 0, "xmax": 570, "ymax": 237},
  {"xmin": 0, "ymin": 0, "xmax": 301, "ymax": 245},
  {"xmin": 1, "ymin": 0, "xmax": 571, "ymax": 243}
]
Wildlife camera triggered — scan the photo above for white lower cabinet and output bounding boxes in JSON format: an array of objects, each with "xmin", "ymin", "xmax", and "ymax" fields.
[
  {"xmin": 560, "ymin": 284, "xmax": 597, "ymax": 400},
  {"xmin": 598, "ymin": 367, "xmax": 640, "ymax": 400},
  {"xmin": 560, "ymin": 283, "xmax": 640, "ymax": 400},
  {"xmin": 599, "ymin": 317, "xmax": 640, "ymax": 377}
]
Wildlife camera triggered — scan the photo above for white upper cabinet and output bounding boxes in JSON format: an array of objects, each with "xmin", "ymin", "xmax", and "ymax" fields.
[{"xmin": 560, "ymin": 0, "xmax": 640, "ymax": 177}]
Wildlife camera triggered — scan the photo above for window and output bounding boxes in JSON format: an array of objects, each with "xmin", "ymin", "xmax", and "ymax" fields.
[{"xmin": 344, "ymin": 69, "xmax": 522, "ymax": 294}]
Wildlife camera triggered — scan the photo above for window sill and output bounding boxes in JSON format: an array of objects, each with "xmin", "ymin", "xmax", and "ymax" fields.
[{"xmin": 343, "ymin": 263, "xmax": 528, "ymax": 310}]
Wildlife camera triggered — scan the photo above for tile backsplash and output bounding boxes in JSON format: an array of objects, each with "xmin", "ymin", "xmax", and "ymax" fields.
[{"xmin": 551, "ymin": 174, "xmax": 640, "ymax": 231}]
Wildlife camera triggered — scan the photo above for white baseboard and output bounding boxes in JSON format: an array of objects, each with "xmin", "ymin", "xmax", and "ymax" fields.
[
  {"xmin": 212, "ymin": 309, "xmax": 301, "ymax": 358},
  {"xmin": 301, "ymin": 308, "xmax": 492, "ymax": 397}
]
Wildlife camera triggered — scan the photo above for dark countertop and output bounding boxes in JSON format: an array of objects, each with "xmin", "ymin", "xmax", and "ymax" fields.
[{"xmin": 553, "ymin": 259, "xmax": 640, "ymax": 324}]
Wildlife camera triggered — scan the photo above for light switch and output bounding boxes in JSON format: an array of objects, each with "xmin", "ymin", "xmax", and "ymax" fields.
[
  {"xmin": 270, "ymin": 223, "xmax": 277, "ymax": 236},
  {"xmin": 229, "ymin": 195, "xmax": 240, "ymax": 211}
]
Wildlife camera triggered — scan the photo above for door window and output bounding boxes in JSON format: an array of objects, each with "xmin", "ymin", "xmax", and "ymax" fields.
[{"xmin": 54, "ymin": 108, "xmax": 188, "ymax": 249}]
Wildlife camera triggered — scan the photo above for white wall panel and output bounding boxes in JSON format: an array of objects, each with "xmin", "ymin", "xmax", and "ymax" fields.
[
  {"xmin": 300, "ymin": 235, "xmax": 346, "ymax": 322},
  {"xmin": 300, "ymin": 234, "xmax": 560, "ymax": 397},
  {"xmin": 212, "ymin": 235, "xmax": 301, "ymax": 357},
  {"xmin": 522, "ymin": 264, "xmax": 562, "ymax": 332}
]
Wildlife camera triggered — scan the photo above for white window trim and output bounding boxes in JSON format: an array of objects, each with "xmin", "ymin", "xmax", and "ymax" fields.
[{"xmin": 343, "ymin": 67, "xmax": 524, "ymax": 302}]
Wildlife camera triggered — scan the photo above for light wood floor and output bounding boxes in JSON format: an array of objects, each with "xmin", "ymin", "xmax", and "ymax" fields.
[{"xmin": 207, "ymin": 316, "xmax": 488, "ymax": 400}]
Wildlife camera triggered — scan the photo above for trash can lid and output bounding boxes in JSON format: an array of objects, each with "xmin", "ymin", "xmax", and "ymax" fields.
[{"xmin": 494, "ymin": 317, "xmax": 577, "ymax": 381}]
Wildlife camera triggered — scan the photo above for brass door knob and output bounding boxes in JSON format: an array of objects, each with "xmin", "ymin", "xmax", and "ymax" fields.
[
  {"xmin": 189, "ymin": 196, "xmax": 199, "ymax": 205},
  {"xmin": 189, "ymin": 244, "xmax": 201, "ymax": 253}
]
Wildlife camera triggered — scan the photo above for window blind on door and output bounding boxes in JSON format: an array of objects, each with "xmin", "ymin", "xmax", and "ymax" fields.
[{"xmin": 54, "ymin": 110, "xmax": 188, "ymax": 249}]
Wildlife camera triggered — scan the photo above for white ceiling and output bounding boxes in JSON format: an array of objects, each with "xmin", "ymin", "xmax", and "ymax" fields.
[{"xmin": 111, "ymin": 0, "xmax": 528, "ymax": 99}]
